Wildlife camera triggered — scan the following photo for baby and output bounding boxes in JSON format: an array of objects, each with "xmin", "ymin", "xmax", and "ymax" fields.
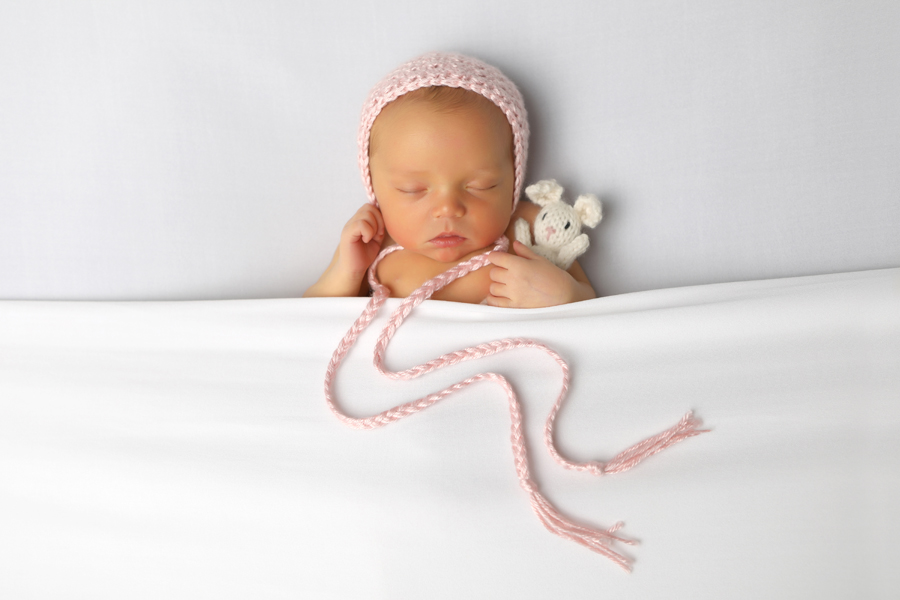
[
  {"xmin": 316, "ymin": 54, "xmax": 705, "ymax": 570},
  {"xmin": 304, "ymin": 52, "xmax": 596, "ymax": 308}
]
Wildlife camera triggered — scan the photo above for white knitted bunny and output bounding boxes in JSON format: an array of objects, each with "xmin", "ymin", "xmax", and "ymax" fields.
[{"xmin": 514, "ymin": 179, "xmax": 603, "ymax": 270}]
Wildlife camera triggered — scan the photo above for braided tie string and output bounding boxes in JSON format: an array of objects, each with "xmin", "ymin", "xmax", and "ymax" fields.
[{"xmin": 323, "ymin": 236, "xmax": 707, "ymax": 571}]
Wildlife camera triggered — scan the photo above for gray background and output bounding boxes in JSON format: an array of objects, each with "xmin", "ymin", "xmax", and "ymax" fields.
[{"xmin": 1, "ymin": 0, "xmax": 898, "ymax": 300}]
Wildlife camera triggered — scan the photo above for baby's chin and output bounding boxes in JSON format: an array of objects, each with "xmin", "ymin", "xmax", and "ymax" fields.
[{"xmin": 420, "ymin": 241, "xmax": 500, "ymax": 264}]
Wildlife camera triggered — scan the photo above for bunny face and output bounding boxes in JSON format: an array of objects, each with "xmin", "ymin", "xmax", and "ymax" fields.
[
  {"xmin": 519, "ymin": 179, "xmax": 603, "ymax": 270},
  {"xmin": 533, "ymin": 204, "xmax": 582, "ymax": 249}
]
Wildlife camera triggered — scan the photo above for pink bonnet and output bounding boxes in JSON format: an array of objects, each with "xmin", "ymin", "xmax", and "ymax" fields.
[{"xmin": 358, "ymin": 51, "xmax": 529, "ymax": 210}]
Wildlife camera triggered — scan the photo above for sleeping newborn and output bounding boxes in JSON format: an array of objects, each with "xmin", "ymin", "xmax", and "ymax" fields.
[
  {"xmin": 303, "ymin": 52, "xmax": 596, "ymax": 307},
  {"xmin": 318, "ymin": 53, "xmax": 706, "ymax": 572}
]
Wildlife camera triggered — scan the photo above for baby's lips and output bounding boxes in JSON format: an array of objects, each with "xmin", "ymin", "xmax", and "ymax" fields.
[{"xmin": 429, "ymin": 233, "xmax": 466, "ymax": 248}]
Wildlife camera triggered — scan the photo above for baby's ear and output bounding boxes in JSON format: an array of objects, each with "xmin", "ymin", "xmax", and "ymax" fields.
[
  {"xmin": 574, "ymin": 194, "xmax": 602, "ymax": 228},
  {"xmin": 525, "ymin": 179, "xmax": 564, "ymax": 207}
]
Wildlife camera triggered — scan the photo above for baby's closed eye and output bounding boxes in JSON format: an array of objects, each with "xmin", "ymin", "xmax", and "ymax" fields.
[
  {"xmin": 396, "ymin": 185, "xmax": 427, "ymax": 194},
  {"xmin": 467, "ymin": 181, "xmax": 500, "ymax": 191}
]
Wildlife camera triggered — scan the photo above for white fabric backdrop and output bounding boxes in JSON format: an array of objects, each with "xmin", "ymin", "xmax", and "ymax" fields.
[{"xmin": 1, "ymin": 0, "xmax": 899, "ymax": 300}]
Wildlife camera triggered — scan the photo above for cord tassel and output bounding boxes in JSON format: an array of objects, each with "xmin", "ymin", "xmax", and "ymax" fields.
[
  {"xmin": 323, "ymin": 237, "xmax": 708, "ymax": 570},
  {"xmin": 603, "ymin": 412, "xmax": 708, "ymax": 474},
  {"xmin": 527, "ymin": 488, "xmax": 635, "ymax": 572}
]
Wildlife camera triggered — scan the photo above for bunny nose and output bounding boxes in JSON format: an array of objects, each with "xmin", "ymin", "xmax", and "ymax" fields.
[{"xmin": 545, "ymin": 226, "xmax": 557, "ymax": 236}]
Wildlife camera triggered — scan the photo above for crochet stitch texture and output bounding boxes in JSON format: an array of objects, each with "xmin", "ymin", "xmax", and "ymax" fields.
[{"xmin": 358, "ymin": 51, "xmax": 529, "ymax": 208}]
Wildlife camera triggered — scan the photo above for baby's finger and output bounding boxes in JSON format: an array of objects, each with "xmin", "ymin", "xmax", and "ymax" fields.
[
  {"xmin": 488, "ymin": 266, "xmax": 509, "ymax": 283},
  {"xmin": 512, "ymin": 240, "xmax": 540, "ymax": 260},
  {"xmin": 352, "ymin": 205, "xmax": 384, "ymax": 236},
  {"xmin": 489, "ymin": 281, "xmax": 510, "ymax": 299},
  {"xmin": 367, "ymin": 207, "xmax": 386, "ymax": 238},
  {"xmin": 487, "ymin": 250, "xmax": 516, "ymax": 268},
  {"xmin": 484, "ymin": 294, "xmax": 511, "ymax": 308},
  {"xmin": 356, "ymin": 219, "xmax": 378, "ymax": 243}
]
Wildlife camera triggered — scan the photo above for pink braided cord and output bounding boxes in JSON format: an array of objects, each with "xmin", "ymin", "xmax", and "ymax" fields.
[{"xmin": 323, "ymin": 237, "xmax": 707, "ymax": 572}]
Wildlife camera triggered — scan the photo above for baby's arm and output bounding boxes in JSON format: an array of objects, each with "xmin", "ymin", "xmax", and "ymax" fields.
[
  {"xmin": 303, "ymin": 204, "xmax": 385, "ymax": 297},
  {"xmin": 485, "ymin": 241, "xmax": 596, "ymax": 308}
]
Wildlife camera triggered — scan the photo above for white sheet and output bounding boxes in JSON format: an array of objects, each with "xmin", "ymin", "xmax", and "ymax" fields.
[{"xmin": 2, "ymin": 268, "xmax": 899, "ymax": 598}]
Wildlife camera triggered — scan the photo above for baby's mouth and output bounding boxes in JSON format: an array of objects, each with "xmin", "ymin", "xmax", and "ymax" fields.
[{"xmin": 429, "ymin": 233, "xmax": 466, "ymax": 248}]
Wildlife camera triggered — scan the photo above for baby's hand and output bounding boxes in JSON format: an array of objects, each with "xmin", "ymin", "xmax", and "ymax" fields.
[
  {"xmin": 485, "ymin": 241, "xmax": 589, "ymax": 308},
  {"xmin": 303, "ymin": 203, "xmax": 386, "ymax": 298},
  {"xmin": 338, "ymin": 203, "xmax": 386, "ymax": 277}
]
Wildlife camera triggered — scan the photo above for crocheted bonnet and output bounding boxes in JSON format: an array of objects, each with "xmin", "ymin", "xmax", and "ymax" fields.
[{"xmin": 358, "ymin": 51, "xmax": 529, "ymax": 209}]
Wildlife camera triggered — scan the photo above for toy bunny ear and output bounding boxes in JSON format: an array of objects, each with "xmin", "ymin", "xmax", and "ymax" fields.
[
  {"xmin": 574, "ymin": 194, "xmax": 603, "ymax": 228},
  {"xmin": 525, "ymin": 179, "xmax": 564, "ymax": 207}
]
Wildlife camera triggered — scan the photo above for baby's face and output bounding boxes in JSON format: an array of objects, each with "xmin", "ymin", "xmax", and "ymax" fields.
[{"xmin": 369, "ymin": 94, "xmax": 515, "ymax": 264}]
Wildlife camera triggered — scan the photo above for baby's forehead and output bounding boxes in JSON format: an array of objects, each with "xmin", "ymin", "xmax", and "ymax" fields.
[{"xmin": 371, "ymin": 87, "xmax": 513, "ymax": 148}]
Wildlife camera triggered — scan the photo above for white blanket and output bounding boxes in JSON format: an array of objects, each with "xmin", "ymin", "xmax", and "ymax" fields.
[{"xmin": 2, "ymin": 268, "xmax": 899, "ymax": 598}]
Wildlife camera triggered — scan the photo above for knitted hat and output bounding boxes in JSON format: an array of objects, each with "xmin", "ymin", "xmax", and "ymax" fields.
[{"xmin": 358, "ymin": 52, "xmax": 529, "ymax": 209}]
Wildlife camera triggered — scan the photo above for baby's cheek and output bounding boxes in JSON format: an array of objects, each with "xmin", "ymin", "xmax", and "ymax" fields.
[
  {"xmin": 381, "ymin": 211, "xmax": 413, "ymax": 244},
  {"xmin": 484, "ymin": 205, "xmax": 514, "ymax": 239}
]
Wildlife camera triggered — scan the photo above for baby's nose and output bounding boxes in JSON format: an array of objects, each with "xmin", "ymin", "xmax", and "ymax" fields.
[{"xmin": 433, "ymin": 194, "xmax": 465, "ymax": 217}]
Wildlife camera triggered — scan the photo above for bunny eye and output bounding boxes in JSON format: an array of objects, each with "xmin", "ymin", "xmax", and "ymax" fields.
[
  {"xmin": 564, "ymin": 222, "xmax": 571, "ymax": 230},
  {"xmin": 541, "ymin": 213, "xmax": 547, "ymax": 221}
]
